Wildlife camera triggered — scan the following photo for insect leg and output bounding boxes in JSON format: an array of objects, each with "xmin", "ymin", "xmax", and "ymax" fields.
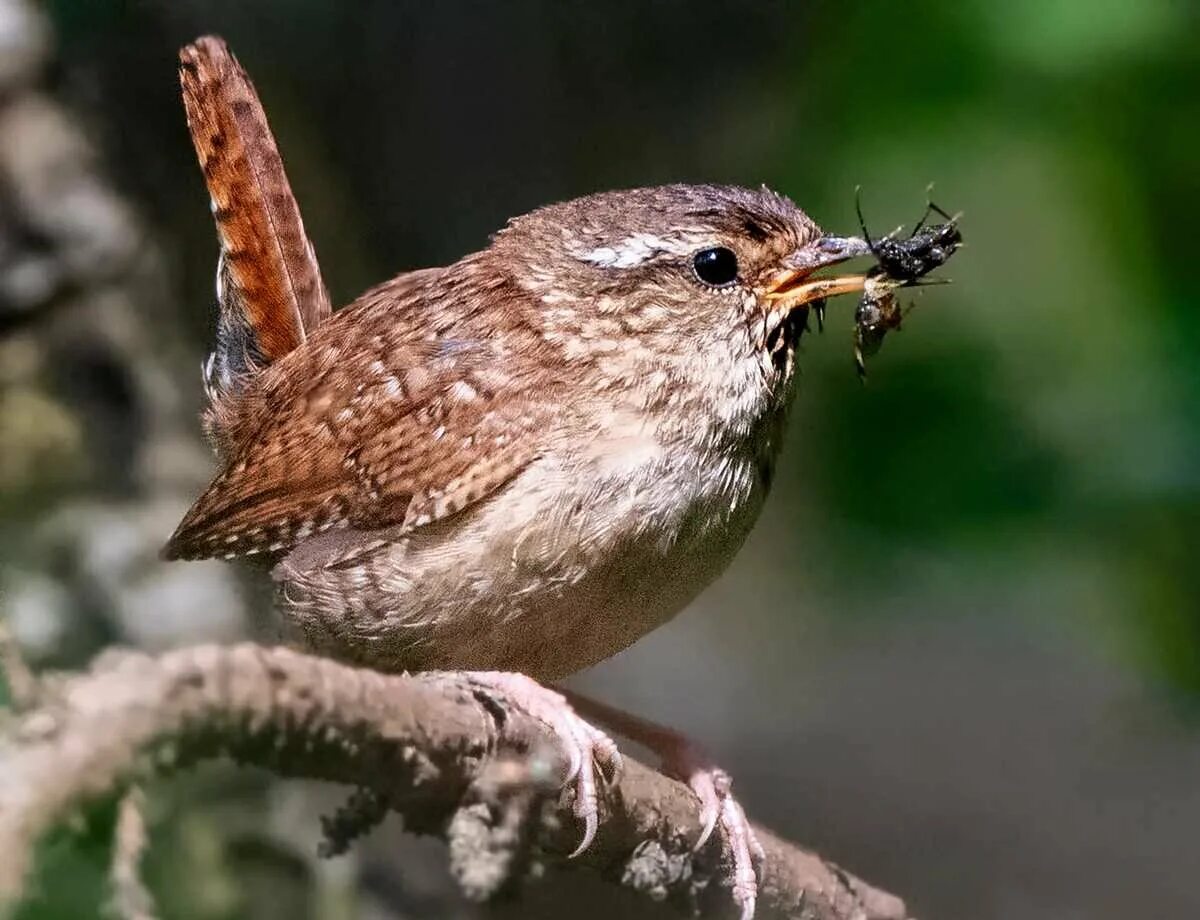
[{"xmin": 854, "ymin": 186, "xmax": 879, "ymax": 255}]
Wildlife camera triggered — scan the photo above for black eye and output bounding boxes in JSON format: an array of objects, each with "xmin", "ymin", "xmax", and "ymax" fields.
[{"xmin": 692, "ymin": 247, "xmax": 739, "ymax": 287}]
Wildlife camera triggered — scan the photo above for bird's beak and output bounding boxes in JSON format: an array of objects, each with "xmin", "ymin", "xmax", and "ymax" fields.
[{"xmin": 760, "ymin": 235, "xmax": 874, "ymax": 311}]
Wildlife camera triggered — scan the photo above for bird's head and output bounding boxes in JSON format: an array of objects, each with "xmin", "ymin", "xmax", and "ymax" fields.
[{"xmin": 488, "ymin": 183, "xmax": 870, "ymax": 416}]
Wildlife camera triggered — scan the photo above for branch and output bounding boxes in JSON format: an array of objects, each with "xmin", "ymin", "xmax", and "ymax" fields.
[
  {"xmin": 0, "ymin": 620, "xmax": 37, "ymax": 711},
  {"xmin": 0, "ymin": 644, "xmax": 909, "ymax": 920},
  {"xmin": 109, "ymin": 787, "xmax": 158, "ymax": 920}
]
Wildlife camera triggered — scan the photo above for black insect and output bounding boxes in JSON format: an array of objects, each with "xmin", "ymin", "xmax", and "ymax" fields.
[
  {"xmin": 850, "ymin": 192, "xmax": 963, "ymax": 379},
  {"xmin": 853, "ymin": 279, "xmax": 906, "ymax": 380},
  {"xmin": 856, "ymin": 190, "xmax": 962, "ymax": 286}
]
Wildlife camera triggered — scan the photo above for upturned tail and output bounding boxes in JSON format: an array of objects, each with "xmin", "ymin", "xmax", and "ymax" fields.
[{"xmin": 178, "ymin": 36, "xmax": 331, "ymax": 446}]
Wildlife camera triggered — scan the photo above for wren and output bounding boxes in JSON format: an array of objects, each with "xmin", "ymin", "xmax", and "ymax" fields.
[{"xmin": 166, "ymin": 36, "xmax": 888, "ymax": 919}]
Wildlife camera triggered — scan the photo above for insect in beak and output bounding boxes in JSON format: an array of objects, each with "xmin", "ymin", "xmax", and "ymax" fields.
[{"xmin": 761, "ymin": 194, "xmax": 964, "ymax": 377}]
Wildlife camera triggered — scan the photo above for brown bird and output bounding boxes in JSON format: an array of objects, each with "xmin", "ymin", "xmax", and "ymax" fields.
[{"xmin": 167, "ymin": 36, "xmax": 881, "ymax": 919}]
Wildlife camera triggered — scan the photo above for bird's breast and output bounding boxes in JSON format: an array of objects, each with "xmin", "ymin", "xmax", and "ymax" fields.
[{"xmin": 276, "ymin": 407, "xmax": 783, "ymax": 680}]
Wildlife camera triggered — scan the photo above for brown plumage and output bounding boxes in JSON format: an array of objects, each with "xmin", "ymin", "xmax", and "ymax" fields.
[
  {"xmin": 163, "ymin": 183, "xmax": 849, "ymax": 565},
  {"xmin": 179, "ymin": 35, "xmax": 331, "ymax": 433},
  {"xmin": 163, "ymin": 259, "xmax": 556, "ymax": 561},
  {"xmin": 163, "ymin": 183, "xmax": 865, "ymax": 567}
]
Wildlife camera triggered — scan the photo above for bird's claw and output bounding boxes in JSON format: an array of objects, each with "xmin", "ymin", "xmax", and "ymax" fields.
[
  {"xmin": 453, "ymin": 671, "xmax": 621, "ymax": 856},
  {"xmin": 683, "ymin": 764, "xmax": 765, "ymax": 920},
  {"xmin": 448, "ymin": 674, "xmax": 761, "ymax": 917}
]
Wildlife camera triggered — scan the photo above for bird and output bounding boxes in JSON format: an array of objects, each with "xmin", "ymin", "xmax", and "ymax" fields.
[{"xmin": 167, "ymin": 36, "xmax": 880, "ymax": 919}]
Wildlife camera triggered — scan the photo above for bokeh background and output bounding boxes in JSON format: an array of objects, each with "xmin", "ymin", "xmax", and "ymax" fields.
[{"xmin": 3, "ymin": 1, "xmax": 1199, "ymax": 918}]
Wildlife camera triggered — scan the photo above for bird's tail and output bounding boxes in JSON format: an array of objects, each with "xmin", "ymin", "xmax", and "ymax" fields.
[{"xmin": 178, "ymin": 36, "xmax": 330, "ymax": 445}]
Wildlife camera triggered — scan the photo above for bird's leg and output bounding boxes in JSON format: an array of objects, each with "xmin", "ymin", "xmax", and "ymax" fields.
[
  {"xmin": 557, "ymin": 687, "xmax": 766, "ymax": 920},
  {"xmin": 428, "ymin": 672, "xmax": 763, "ymax": 918},
  {"xmin": 426, "ymin": 671, "xmax": 622, "ymax": 856}
]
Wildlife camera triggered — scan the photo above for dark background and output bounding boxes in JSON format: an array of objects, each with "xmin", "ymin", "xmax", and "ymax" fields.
[{"xmin": 3, "ymin": 1, "xmax": 1200, "ymax": 918}]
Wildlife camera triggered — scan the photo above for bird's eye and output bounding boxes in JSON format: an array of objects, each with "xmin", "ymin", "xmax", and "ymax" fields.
[{"xmin": 692, "ymin": 247, "xmax": 739, "ymax": 288}]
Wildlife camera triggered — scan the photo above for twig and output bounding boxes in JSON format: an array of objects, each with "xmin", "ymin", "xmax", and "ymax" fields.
[
  {"xmin": 0, "ymin": 620, "xmax": 37, "ymax": 711},
  {"xmin": 109, "ymin": 787, "xmax": 158, "ymax": 920},
  {"xmin": 0, "ymin": 644, "xmax": 909, "ymax": 920}
]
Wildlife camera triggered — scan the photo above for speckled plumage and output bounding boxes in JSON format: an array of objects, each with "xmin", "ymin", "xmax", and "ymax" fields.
[{"xmin": 165, "ymin": 182, "xmax": 835, "ymax": 679}]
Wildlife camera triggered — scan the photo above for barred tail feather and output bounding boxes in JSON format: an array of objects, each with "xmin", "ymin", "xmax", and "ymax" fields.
[{"xmin": 179, "ymin": 36, "xmax": 331, "ymax": 406}]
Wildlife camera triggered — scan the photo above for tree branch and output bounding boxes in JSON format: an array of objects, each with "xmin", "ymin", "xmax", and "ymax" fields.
[
  {"xmin": 0, "ymin": 644, "xmax": 908, "ymax": 920},
  {"xmin": 0, "ymin": 620, "xmax": 37, "ymax": 711}
]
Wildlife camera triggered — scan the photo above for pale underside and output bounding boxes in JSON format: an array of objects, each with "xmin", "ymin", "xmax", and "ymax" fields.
[{"xmin": 273, "ymin": 398, "xmax": 787, "ymax": 680}]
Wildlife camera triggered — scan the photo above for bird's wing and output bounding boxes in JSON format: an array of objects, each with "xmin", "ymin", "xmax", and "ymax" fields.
[{"xmin": 163, "ymin": 293, "xmax": 555, "ymax": 561}]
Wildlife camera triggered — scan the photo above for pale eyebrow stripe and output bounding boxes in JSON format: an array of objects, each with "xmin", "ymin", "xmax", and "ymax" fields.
[{"xmin": 571, "ymin": 232, "xmax": 699, "ymax": 269}]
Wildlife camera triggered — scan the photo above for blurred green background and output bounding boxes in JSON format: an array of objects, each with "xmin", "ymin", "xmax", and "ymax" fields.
[{"xmin": 3, "ymin": 1, "xmax": 1199, "ymax": 918}]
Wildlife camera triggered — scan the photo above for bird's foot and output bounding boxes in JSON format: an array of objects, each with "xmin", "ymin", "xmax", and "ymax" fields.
[
  {"xmin": 450, "ymin": 671, "xmax": 622, "ymax": 855},
  {"xmin": 559, "ymin": 690, "xmax": 766, "ymax": 920},
  {"xmin": 666, "ymin": 746, "xmax": 766, "ymax": 920},
  {"xmin": 436, "ymin": 673, "xmax": 763, "ymax": 918}
]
